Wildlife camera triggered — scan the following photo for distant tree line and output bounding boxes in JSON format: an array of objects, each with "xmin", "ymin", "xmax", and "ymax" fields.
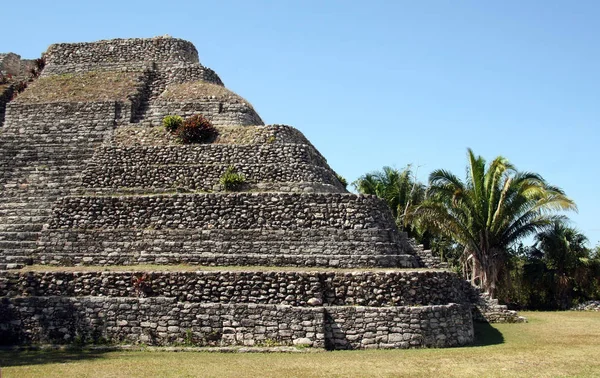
[{"xmin": 353, "ymin": 149, "xmax": 600, "ymax": 310}]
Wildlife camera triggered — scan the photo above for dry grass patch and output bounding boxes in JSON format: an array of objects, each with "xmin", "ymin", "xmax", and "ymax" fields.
[
  {"xmin": 114, "ymin": 125, "xmax": 273, "ymax": 146},
  {"xmin": 15, "ymin": 71, "xmax": 141, "ymax": 103},
  {"xmin": 17, "ymin": 264, "xmax": 442, "ymax": 273},
  {"xmin": 1, "ymin": 312, "xmax": 599, "ymax": 377},
  {"xmin": 160, "ymin": 81, "xmax": 252, "ymax": 107}
]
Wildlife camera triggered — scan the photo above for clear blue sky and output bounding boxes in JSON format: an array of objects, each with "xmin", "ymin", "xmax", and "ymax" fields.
[{"xmin": 3, "ymin": 1, "xmax": 599, "ymax": 246}]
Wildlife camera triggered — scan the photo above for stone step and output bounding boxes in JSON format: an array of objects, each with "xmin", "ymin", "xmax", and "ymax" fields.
[
  {"xmin": 0, "ymin": 240, "xmax": 38, "ymax": 249},
  {"xmin": 37, "ymin": 252, "xmax": 418, "ymax": 269},
  {"xmin": 0, "ymin": 208, "xmax": 52, "ymax": 217},
  {"xmin": 0, "ymin": 231, "xmax": 40, "ymax": 241},
  {"xmin": 0, "ymin": 215, "xmax": 48, "ymax": 224},
  {"xmin": 0, "ymin": 223, "xmax": 45, "ymax": 232},
  {"xmin": 0, "ymin": 201, "xmax": 55, "ymax": 210}
]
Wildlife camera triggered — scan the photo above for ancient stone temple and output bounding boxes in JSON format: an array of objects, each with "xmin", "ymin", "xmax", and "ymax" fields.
[{"xmin": 0, "ymin": 36, "xmax": 502, "ymax": 349}]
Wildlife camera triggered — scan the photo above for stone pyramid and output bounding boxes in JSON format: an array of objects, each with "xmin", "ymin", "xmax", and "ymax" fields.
[{"xmin": 0, "ymin": 37, "xmax": 479, "ymax": 349}]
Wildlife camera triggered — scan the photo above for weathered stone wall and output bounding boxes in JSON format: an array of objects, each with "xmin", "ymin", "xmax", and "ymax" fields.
[
  {"xmin": 0, "ymin": 53, "xmax": 21, "ymax": 76},
  {"xmin": 0, "ymin": 297, "xmax": 473, "ymax": 349},
  {"xmin": 0, "ymin": 85, "xmax": 13, "ymax": 127},
  {"xmin": 325, "ymin": 304, "xmax": 473, "ymax": 349},
  {"xmin": 4, "ymin": 102, "xmax": 119, "ymax": 133},
  {"xmin": 36, "ymin": 228, "xmax": 415, "ymax": 268},
  {"xmin": 81, "ymin": 163, "xmax": 343, "ymax": 192},
  {"xmin": 88, "ymin": 144, "xmax": 328, "ymax": 167},
  {"xmin": 0, "ymin": 270, "xmax": 467, "ymax": 307},
  {"xmin": 80, "ymin": 143, "xmax": 341, "ymax": 192},
  {"xmin": 44, "ymin": 37, "xmax": 199, "ymax": 71},
  {"xmin": 140, "ymin": 100, "xmax": 263, "ymax": 127},
  {"xmin": 48, "ymin": 193, "xmax": 397, "ymax": 230},
  {"xmin": 0, "ymin": 298, "xmax": 324, "ymax": 347}
]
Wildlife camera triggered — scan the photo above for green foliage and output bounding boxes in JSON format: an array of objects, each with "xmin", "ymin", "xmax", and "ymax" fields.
[
  {"xmin": 415, "ymin": 149, "xmax": 577, "ymax": 298},
  {"xmin": 162, "ymin": 115, "xmax": 183, "ymax": 132},
  {"xmin": 336, "ymin": 173, "xmax": 348, "ymax": 189},
  {"xmin": 174, "ymin": 114, "xmax": 218, "ymax": 144},
  {"xmin": 353, "ymin": 165, "xmax": 425, "ymax": 232},
  {"xmin": 219, "ymin": 166, "xmax": 246, "ymax": 191}
]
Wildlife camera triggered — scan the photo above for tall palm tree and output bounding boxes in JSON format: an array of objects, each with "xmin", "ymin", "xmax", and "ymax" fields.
[
  {"xmin": 414, "ymin": 149, "xmax": 576, "ymax": 297},
  {"xmin": 353, "ymin": 165, "xmax": 425, "ymax": 230}
]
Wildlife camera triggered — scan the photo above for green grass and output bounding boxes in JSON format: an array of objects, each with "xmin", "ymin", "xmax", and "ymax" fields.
[
  {"xmin": 14, "ymin": 71, "xmax": 141, "ymax": 103},
  {"xmin": 1, "ymin": 312, "xmax": 599, "ymax": 377}
]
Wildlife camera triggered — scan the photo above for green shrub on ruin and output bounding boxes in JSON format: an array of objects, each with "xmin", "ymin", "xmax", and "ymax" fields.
[
  {"xmin": 220, "ymin": 166, "xmax": 246, "ymax": 191},
  {"xmin": 162, "ymin": 115, "xmax": 183, "ymax": 132},
  {"xmin": 174, "ymin": 114, "xmax": 218, "ymax": 144}
]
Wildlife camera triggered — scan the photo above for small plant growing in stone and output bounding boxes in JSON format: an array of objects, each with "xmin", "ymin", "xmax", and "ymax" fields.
[
  {"xmin": 131, "ymin": 273, "xmax": 152, "ymax": 297},
  {"xmin": 162, "ymin": 115, "xmax": 183, "ymax": 132},
  {"xmin": 219, "ymin": 166, "xmax": 246, "ymax": 191},
  {"xmin": 174, "ymin": 114, "xmax": 218, "ymax": 144}
]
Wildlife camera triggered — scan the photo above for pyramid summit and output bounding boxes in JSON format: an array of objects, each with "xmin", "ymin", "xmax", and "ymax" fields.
[{"xmin": 0, "ymin": 36, "xmax": 520, "ymax": 349}]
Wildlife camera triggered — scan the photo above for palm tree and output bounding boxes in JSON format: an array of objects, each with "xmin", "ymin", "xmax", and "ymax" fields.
[
  {"xmin": 353, "ymin": 165, "xmax": 425, "ymax": 231},
  {"xmin": 534, "ymin": 222, "xmax": 594, "ymax": 309},
  {"xmin": 414, "ymin": 149, "xmax": 576, "ymax": 297}
]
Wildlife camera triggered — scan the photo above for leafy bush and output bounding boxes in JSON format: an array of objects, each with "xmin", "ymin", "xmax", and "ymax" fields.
[
  {"xmin": 220, "ymin": 166, "xmax": 246, "ymax": 191},
  {"xmin": 162, "ymin": 115, "xmax": 184, "ymax": 132},
  {"xmin": 336, "ymin": 173, "xmax": 348, "ymax": 189},
  {"xmin": 175, "ymin": 114, "xmax": 218, "ymax": 144}
]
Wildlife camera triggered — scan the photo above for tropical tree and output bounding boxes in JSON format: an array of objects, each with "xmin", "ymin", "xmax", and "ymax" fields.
[
  {"xmin": 353, "ymin": 165, "xmax": 425, "ymax": 232},
  {"xmin": 414, "ymin": 149, "xmax": 577, "ymax": 297},
  {"xmin": 532, "ymin": 222, "xmax": 600, "ymax": 309}
]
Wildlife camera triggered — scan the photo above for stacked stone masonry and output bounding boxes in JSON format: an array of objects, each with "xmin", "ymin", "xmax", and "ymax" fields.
[
  {"xmin": 0, "ymin": 297, "xmax": 473, "ymax": 349},
  {"xmin": 0, "ymin": 36, "xmax": 523, "ymax": 349}
]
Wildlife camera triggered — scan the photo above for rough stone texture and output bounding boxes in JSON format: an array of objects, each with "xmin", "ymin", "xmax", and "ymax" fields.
[
  {"xmin": 0, "ymin": 84, "xmax": 13, "ymax": 127},
  {"xmin": 0, "ymin": 297, "xmax": 472, "ymax": 349},
  {"xmin": 80, "ymin": 144, "xmax": 342, "ymax": 192},
  {"xmin": 0, "ymin": 270, "xmax": 467, "ymax": 307},
  {"xmin": 1, "ymin": 35, "xmax": 516, "ymax": 348},
  {"xmin": 324, "ymin": 304, "xmax": 473, "ymax": 349},
  {"xmin": 43, "ymin": 37, "xmax": 199, "ymax": 72},
  {"xmin": 0, "ymin": 53, "xmax": 22, "ymax": 76},
  {"xmin": 0, "ymin": 298, "xmax": 325, "ymax": 347},
  {"xmin": 461, "ymin": 283, "xmax": 527, "ymax": 323},
  {"xmin": 572, "ymin": 300, "xmax": 600, "ymax": 311}
]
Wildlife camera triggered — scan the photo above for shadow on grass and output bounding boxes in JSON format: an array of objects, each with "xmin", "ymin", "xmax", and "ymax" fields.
[
  {"xmin": 472, "ymin": 322, "xmax": 505, "ymax": 346},
  {"xmin": 0, "ymin": 349, "xmax": 110, "ymax": 368}
]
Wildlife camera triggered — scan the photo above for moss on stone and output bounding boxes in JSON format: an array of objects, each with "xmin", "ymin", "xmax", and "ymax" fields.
[
  {"xmin": 15, "ymin": 71, "xmax": 141, "ymax": 103},
  {"xmin": 160, "ymin": 81, "xmax": 253, "ymax": 107}
]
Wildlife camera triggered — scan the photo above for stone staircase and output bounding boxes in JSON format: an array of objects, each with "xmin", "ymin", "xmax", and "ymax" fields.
[{"xmin": 0, "ymin": 109, "xmax": 115, "ymax": 269}]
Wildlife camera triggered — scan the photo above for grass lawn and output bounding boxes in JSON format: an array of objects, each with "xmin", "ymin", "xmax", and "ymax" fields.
[{"xmin": 1, "ymin": 311, "xmax": 599, "ymax": 377}]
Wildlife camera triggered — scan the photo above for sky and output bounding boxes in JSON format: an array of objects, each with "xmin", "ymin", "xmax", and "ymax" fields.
[{"xmin": 2, "ymin": 1, "xmax": 599, "ymax": 246}]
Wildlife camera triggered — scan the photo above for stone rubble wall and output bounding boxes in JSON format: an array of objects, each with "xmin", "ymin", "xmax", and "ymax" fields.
[
  {"xmin": 48, "ymin": 193, "xmax": 397, "ymax": 231},
  {"xmin": 36, "ymin": 229, "xmax": 415, "ymax": 268},
  {"xmin": 43, "ymin": 37, "xmax": 199, "ymax": 70},
  {"xmin": 460, "ymin": 281, "xmax": 527, "ymax": 323},
  {"xmin": 79, "ymin": 143, "xmax": 341, "ymax": 192},
  {"xmin": 325, "ymin": 304, "xmax": 473, "ymax": 349},
  {"xmin": 0, "ymin": 85, "xmax": 14, "ymax": 127},
  {"xmin": 81, "ymin": 163, "xmax": 343, "ymax": 192},
  {"xmin": 0, "ymin": 298, "xmax": 325, "ymax": 347},
  {"xmin": 0, "ymin": 297, "xmax": 473, "ymax": 349},
  {"xmin": 572, "ymin": 300, "xmax": 600, "ymax": 311},
  {"xmin": 87, "ymin": 144, "xmax": 329, "ymax": 167},
  {"xmin": 140, "ymin": 100, "xmax": 263, "ymax": 127},
  {"xmin": 0, "ymin": 270, "xmax": 468, "ymax": 307},
  {"xmin": 0, "ymin": 53, "xmax": 22, "ymax": 76},
  {"xmin": 4, "ymin": 102, "xmax": 121, "ymax": 133}
]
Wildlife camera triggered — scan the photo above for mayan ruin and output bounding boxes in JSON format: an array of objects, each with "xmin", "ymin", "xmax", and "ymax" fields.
[{"xmin": 0, "ymin": 37, "xmax": 523, "ymax": 350}]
